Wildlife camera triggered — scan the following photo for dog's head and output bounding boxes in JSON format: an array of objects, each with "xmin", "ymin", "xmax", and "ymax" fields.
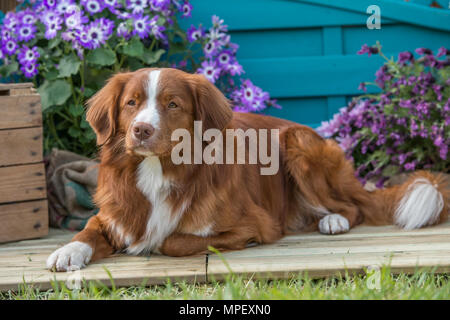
[{"xmin": 86, "ymin": 68, "xmax": 232, "ymax": 157}]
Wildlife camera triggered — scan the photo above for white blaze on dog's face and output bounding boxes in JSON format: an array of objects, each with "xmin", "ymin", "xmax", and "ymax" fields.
[{"xmin": 86, "ymin": 68, "xmax": 233, "ymax": 158}]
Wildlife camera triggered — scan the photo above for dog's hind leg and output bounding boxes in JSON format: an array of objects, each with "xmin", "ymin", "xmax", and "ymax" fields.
[{"xmin": 283, "ymin": 126, "xmax": 371, "ymax": 235}]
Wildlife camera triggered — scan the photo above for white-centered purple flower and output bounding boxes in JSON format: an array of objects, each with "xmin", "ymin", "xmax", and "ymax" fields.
[
  {"xmin": 203, "ymin": 40, "xmax": 220, "ymax": 58},
  {"xmin": 2, "ymin": 38, "xmax": 18, "ymax": 55},
  {"xmin": 17, "ymin": 24, "xmax": 37, "ymax": 42},
  {"xmin": 127, "ymin": 0, "xmax": 148, "ymax": 14},
  {"xmin": 65, "ymin": 10, "xmax": 89, "ymax": 30},
  {"xmin": 56, "ymin": 0, "xmax": 75, "ymax": 15},
  {"xmin": 45, "ymin": 19, "xmax": 62, "ymax": 40},
  {"xmin": 3, "ymin": 12, "xmax": 19, "ymax": 30},
  {"xmin": 181, "ymin": 1, "xmax": 192, "ymax": 18},
  {"xmin": 132, "ymin": 15, "xmax": 152, "ymax": 39},
  {"xmin": 186, "ymin": 25, "xmax": 205, "ymax": 42},
  {"xmin": 43, "ymin": 0, "xmax": 57, "ymax": 9},
  {"xmin": 18, "ymin": 9, "xmax": 37, "ymax": 25},
  {"xmin": 20, "ymin": 61, "xmax": 39, "ymax": 78},
  {"xmin": 18, "ymin": 45, "xmax": 40, "ymax": 65},
  {"xmin": 197, "ymin": 59, "xmax": 220, "ymax": 83},
  {"xmin": 149, "ymin": 15, "xmax": 166, "ymax": 41},
  {"xmin": 117, "ymin": 22, "xmax": 132, "ymax": 39},
  {"xmin": 82, "ymin": 0, "xmax": 105, "ymax": 15},
  {"xmin": 150, "ymin": 0, "xmax": 171, "ymax": 12},
  {"xmin": 41, "ymin": 10, "xmax": 58, "ymax": 26}
]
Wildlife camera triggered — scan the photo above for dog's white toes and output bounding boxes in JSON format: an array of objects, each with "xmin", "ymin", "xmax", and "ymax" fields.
[
  {"xmin": 319, "ymin": 214, "xmax": 350, "ymax": 235},
  {"xmin": 46, "ymin": 241, "xmax": 93, "ymax": 272}
]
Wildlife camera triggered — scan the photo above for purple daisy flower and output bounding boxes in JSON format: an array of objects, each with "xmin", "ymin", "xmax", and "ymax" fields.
[
  {"xmin": 18, "ymin": 9, "xmax": 37, "ymax": 25},
  {"xmin": 203, "ymin": 40, "xmax": 220, "ymax": 58},
  {"xmin": 358, "ymin": 82, "xmax": 367, "ymax": 92},
  {"xmin": 65, "ymin": 10, "xmax": 89, "ymax": 30},
  {"xmin": 45, "ymin": 19, "xmax": 62, "ymax": 40},
  {"xmin": 436, "ymin": 47, "xmax": 449, "ymax": 58},
  {"xmin": 41, "ymin": 10, "xmax": 58, "ymax": 26},
  {"xmin": 43, "ymin": 0, "xmax": 57, "ymax": 9},
  {"xmin": 83, "ymin": 20, "xmax": 110, "ymax": 49},
  {"xmin": 103, "ymin": 0, "xmax": 120, "ymax": 12},
  {"xmin": 397, "ymin": 51, "xmax": 414, "ymax": 65},
  {"xmin": 18, "ymin": 45, "xmax": 40, "ymax": 65},
  {"xmin": 181, "ymin": 1, "xmax": 193, "ymax": 18},
  {"xmin": 197, "ymin": 60, "xmax": 220, "ymax": 83},
  {"xmin": 17, "ymin": 24, "xmax": 37, "ymax": 42},
  {"xmin": 186, "ymin": 25, "xmax": 205, "ymax": 42},
  {"xmin": 150, "ymin": 0, "xmax": 171, "ymax": 12},
  {"xmin": 415, "ymin": 47, "xmax": 432, "ymax": 55},
  {"xmin": 1, "ymin": 27, "xmax": 14, "ymax": 40},
  {"xmin": 227, "ymin": 62, "xmax": 244, "ymax": 76},
  {"xmin": 149, "ymin": 15, "xmax": 166, "ymax": 41},
  {"xmin": 20, "ymin": 61, "xmax": 39, "ymax": 78},
  {"xmin": 117, "ymin": 22, "xmax": 132, "ymax": 39},
  {"xmin": 3, "ymin": 12, "xmax": 18, "ymax": 30},
  {"xmin": 127, "ymin": 0, "xmax": 148, "ymax": 14},
  {"xmin": 216, "ymin": 50, "xmax": 233, "ymax": 68},
  {"xmin": 56, "ymin": 0, "xmax": 75, "ymax": 15},
  {"xmin": 2, "ymin": 38, "xmax": 18, "ymax": 55},
  {"xmin": 133, "ymin": 15, "xmax": 152, "ymax": 39},
  {"xmin": 82, "ymin": 0, "xmax": 105, "ymax": 15}
]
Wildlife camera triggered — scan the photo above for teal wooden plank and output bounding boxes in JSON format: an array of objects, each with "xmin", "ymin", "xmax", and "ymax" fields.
[
  {"xmin": 262, "ymin": 96, "xmax": 328, "ymax": 127},
  {"xmin": 239, "ymin": 55, "xmax": 384, "ymax": 98},
  {"xmin": 232, "ymin": 28, "xmax": 323, "ymax": 59},
  {"xmin": 342, "ymin": 23, "xmax": 450, "ymax": 56},
  {"xmin": 295, "ymin": 0, "xmax": 450, "ymax": 31},
  {"xmin": 327, "ymin": 96, "xmax": 347, "ymax": 118},
  {"xmin": 323, "ymin": 26, "xmax": 343, "ymax": 55},
  {"xmin": 183, "ymin": 0, "xmax": 395, "ymax": 31}
]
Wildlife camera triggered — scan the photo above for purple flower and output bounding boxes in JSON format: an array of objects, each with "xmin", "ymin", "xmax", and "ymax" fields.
[
  {"xmin": 227, "ymin": 62, "xmax": 244, "ymax": 76},
  {"xmin": 436, "ymin": 47, "xmax": 449, "ymax": 58},
  {"xmin": 358, "ymin": 82, "xmax": 367, "ymax": 92},
  {"xmin": 17, "ymin": 45, "xmax": 40, "ymax": 65},
  {"xmin": 45, "ymin": 19, "xmax": 62, "ymax": 40},
  {"xmin": 82, "ymin": 0, "xmax": 105, "ymax": 15},
  {"xmin": 20, "ymin": 61, "xmax": 39, "ymax": 78},
  {"xmin": 203, "ymin": 40, "xmax": 220, "ymax": 58},
  {"xmin": 2, "ymin": 37, "xmax": 18, "ymax": 55},
  {"xmin": 41, "ymin": 10, "xmax": 58, "ymax": 26},
  {"xmin": 133, "ymin": 15, "xmax": 152, "ymax": 39},
  {"xmin": 181, "ymin": 1, "xmax": 193, "ymax": 18},
  {"xmin": 117, "ymin": 22, "xmax": 132, "ymax": 39},
  {"xmin": 126, "ymin": 0, "xmax": 147, "ymax": 14},
  {"xmin": 16, "ymin": 24, "xmax": 37, "ymax": 42},
  {"xmin": 186, "ymin": 25, "xmax": 205, "ymax": 42},
  {"xmin": 3, "ymin": 12, "xmax": 18, "ymax": 30},
  {"xmin": 18, "ymin": 9, "xmax": 37, "ymax": 25},
  {"xmin": 78, "ymin": 19, "xmax": 111, "ymax": 49},
  {"xmin": 149, "ymin": 15, "xmax": 166, "ymax": 41},
  {"xmin": 197, "ymin": 59, "xmax": 220, "ymax": 83},
  {"xmin": 404, "ymin": 161, "xmax": 416, "ymax": 171},
  {"xmin": 397, "ymin": 51, "xmax": 414, "ymax": 65},
  {"xmin": 232, "ymin": 80, "xmax": 270, "ymax": 112},
  {"xmin": 43, "ymin": 0, "xmax": 57, "ymax": 9},
  {"xmin": 415, "ymin": 47, "xmax": 432, "ymax": 55},
  {"xmin": 55, "ymin": 0, "xmax": 75, "ymax": 14},
  {"xmin": 150, "ymin": 0, "xmax": 171, "ymax": 12},
  {"xmin": 65, "ymin": 9, "xmax": 89, "ymax": 30},
  {"xmin": 357, "ymin": 44, "xmax": 379, "ymax": 56},
  {"xmin": 103, "ymin": 0, "xmax": 120, "ymax": 11}
]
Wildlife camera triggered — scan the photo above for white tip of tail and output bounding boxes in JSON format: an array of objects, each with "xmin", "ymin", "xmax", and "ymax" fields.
[{"xmin": 394, "ymin": 178, "xmax": 443, "ymax": 230}]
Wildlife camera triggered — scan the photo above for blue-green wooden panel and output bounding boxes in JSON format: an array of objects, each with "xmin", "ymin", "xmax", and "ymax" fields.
[{"xmin": 185, "ymin": 0, "xmax": 450, "ymax": 126}]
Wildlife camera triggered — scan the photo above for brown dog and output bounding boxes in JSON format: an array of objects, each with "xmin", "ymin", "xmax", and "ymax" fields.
[{"xmin": 47, "ymin": 68, "xmax": 448, "ymax": 271}]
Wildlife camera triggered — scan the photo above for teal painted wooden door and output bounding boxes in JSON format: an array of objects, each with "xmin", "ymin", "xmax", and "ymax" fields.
[{"xmin": 182, "ymin": 0, "xmax": 450, "ymax": 127}]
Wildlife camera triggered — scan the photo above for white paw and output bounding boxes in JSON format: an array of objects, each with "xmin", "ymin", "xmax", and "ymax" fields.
[
  {"xmin": 46, "ymin": 241, "xmax": 93, "ymax": 272},
  {"xmin": 319, "ymin": 214, "xmax": 350, "ymax": 235}
]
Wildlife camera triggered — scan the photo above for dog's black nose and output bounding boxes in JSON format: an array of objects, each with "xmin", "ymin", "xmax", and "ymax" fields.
[{"xmin": 132, "ymin": 122, "xmax": 155, "ymax": 141}]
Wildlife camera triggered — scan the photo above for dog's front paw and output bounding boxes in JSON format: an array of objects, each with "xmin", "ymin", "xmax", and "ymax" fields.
[
  {"xmin": 47, "ymin": 241, "xmax": 93, "ymax": 272},
  {"xmin": 319, "ymin": 214, "xmax": 350, "ymax": 235}
]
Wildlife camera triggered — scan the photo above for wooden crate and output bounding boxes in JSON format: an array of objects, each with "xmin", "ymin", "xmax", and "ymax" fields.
[{"xmin": 0, "ymin": 83, "xmax": 48, "ymax": 243}]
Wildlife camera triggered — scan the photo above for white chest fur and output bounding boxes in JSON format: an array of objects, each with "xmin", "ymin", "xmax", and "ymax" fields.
[{"xmin": 127, "ymin": 156, "xmax": 182, "ymax": 255}]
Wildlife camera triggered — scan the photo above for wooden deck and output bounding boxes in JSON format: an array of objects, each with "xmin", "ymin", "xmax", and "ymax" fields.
[{"xmin": 0, "ymin": 220, "xmax": 449, "ymax": 291}]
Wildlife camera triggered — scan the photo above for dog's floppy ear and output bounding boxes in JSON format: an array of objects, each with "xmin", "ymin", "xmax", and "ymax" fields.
[
  {"xmin": 86, "ymin": 72, "xmax": 132, "ymax": 145},
  {"xmin": 191, "ymin": 74, "xmax": 233, "ymax": 132}
]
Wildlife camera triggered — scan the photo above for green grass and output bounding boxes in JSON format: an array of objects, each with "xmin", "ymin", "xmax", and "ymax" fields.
[{"xmin": 1, "ymin": 267, "xmax": 448, "ymax": 300}]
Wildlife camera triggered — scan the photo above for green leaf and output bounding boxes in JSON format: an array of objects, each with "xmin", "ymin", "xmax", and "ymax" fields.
[
  {"xmin": 0, "ymin": 61, "xmax": 19, "ymax": 77},
  {"xmin": 121, "ymin": 37, "xmax": 144, "ymax": 58},
  {"xmin": 68, "ymin": 126, "xmax": 81, "ymax": 138},
  {"xmin": 45, "ymin": 69, "xmax": 59, "ymax": 81},
  {"xmin": 140, "ymin": 49, "xmax": 165, "ymax": 65},
  {"xmin": 58, "ymin": 54, "xmax": 81, "ymax": 78},
  {"xmin": 69, "ymin": 104, "xmax": 85, "ymax": 117},
  {"xmin": 38, "ymin": 80, "xmax": 72, "ymax": 110},
  {"xmin": 48, "ymin": 37, "xmax": 61, "ymax": 49},
  {"xmin": 382, "ymin": 165, "xmax": 399, "ymax": 177},
  {"xmin": 86, "ymin": 47, "xmax": 116, "ymax": 66}
]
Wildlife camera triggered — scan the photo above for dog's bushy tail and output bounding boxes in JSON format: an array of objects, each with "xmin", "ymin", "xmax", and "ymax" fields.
[
  {"xmin": 369, "ymin": 171, "xmax": 448, "ymax": 229},
  {"xmin": 283, "ymin": 126, "xmax": 448, "ymax": 230}
]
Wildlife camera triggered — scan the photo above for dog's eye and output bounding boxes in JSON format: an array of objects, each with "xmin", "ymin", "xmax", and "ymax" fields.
[
  {"xmin": 168, "ymin": 102, "xmax": 178, "ymax": 109},
  {"xmin": 127, "ymin": 99, "xmax": 136, "ymax": 106}
]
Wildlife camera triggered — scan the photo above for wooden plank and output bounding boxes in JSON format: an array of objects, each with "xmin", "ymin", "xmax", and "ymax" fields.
[
  {"xmin": 0, "ymin": 200, "xmax": 48, "ymax": 243},
  {"xmin": 296, "ymin": 0, "xmax": 450, "ymax": 32},
  {"xmin": 0, "ymin": 163, "xmax": 46, "ymax": 204},
  {"xmin": 0, "ymin": 127, "xmax": 43, "ymax": 166},
  {"xmin": 0, "ymin": 0, "xmax": 17, "ymax": 13},
  {"xmin": 0, "ymin": 95, "xmax": 42, "ymax": 130}
]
